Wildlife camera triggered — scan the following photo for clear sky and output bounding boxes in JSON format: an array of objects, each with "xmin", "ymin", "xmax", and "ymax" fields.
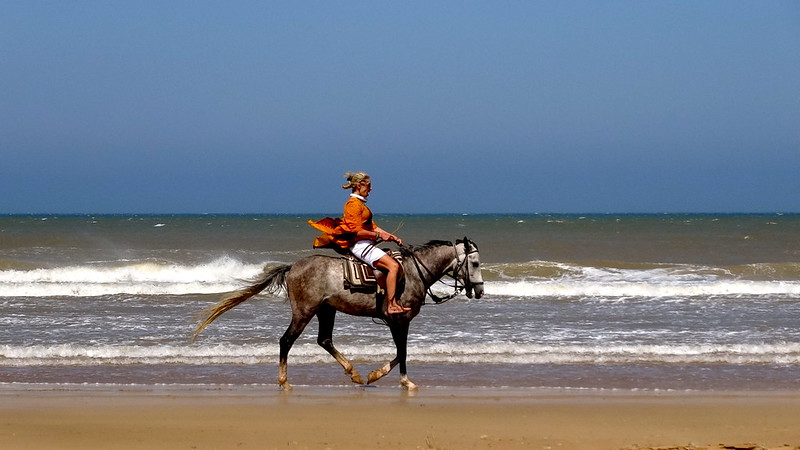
[{"xmin": 2, "ymin": 1, "xmax": 798, "ymax": 214}]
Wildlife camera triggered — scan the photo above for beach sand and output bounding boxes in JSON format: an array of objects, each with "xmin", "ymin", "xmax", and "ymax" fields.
[{"xmin": 1, "ymin": 386, "xmax": 799, "ymax": 450}]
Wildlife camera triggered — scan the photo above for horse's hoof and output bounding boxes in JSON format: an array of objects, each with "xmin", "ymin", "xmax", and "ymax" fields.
[
  {"xmin": 279, "ymin": 380, "xmax": 293, "ymax": 391},
  {"xmin": 400, "ymin": 375, "xmax": 418, "ymax": 391},
  {"xmin": 366, "ymin": 371, "xmax": 380, "ymax": 384},
  {"xmin": 367, "ymin": 362, "xmax": 393, "ymax": 384},
  {"xmin": 350, "ymin": 371, "xmax": 365, "ymax": 385}
]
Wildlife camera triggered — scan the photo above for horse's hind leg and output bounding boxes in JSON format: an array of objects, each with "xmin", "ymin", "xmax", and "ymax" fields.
[
  {"xmin": 278, "ymin": 313, "xmax": 313, "ymax": 391},
  {"xmin": 316, "ymin": 303, "xmax": 364, "ymax": 385},
  {"xmin": 367, "ymin": 357, "xmax": 399, "ymax": 385}
]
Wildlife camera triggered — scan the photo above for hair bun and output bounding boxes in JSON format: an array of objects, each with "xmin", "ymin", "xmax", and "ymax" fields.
[{"xmin": 342, "ymin": 171, "xmax": 369, "ymax": 190}]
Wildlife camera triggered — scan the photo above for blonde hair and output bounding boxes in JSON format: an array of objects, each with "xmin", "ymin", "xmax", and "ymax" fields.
[{"xmin": 342, "ymin": 171, "xmax": 370, "ymax": 190}]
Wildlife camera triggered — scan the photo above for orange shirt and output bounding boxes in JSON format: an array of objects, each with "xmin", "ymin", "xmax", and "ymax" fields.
[
  {"xmin": 339, "ymin": 196, "xmax": 375, "ymax": 235},
  {"xmin": 308, "ymin": 195, "xmax": 377, "ymax": 250}
]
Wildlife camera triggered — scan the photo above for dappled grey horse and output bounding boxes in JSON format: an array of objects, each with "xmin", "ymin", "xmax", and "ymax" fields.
[{"xmin": 193, "ymin": 238, "xmax": 484, "ymax": 390}]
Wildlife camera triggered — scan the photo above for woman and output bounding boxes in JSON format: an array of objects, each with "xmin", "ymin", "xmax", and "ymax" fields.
[{"xmin": 311, "ymin": 172, "xmax": 410, "ymax": 315}]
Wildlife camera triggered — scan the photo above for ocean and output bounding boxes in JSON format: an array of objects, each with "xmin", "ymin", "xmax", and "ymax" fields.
[{"xmin": 2, "ymin": 213, "xmax": 799, "ymax": 391}]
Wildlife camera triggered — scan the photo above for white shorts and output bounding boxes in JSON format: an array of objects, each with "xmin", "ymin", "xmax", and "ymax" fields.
[{"xmin": 350, "ymin": 240, "xmax": 387, "ymax": 268}]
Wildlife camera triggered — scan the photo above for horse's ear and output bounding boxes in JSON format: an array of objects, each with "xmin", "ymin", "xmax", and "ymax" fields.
[{"xmin": 464, "ymin": 237, "xmax": 477, "ymax": 252}]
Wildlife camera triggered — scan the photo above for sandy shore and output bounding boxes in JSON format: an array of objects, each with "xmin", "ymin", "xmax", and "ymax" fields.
[{"xmin": 1, "ymin": 386, "xmax": 799, "ymax": 450}]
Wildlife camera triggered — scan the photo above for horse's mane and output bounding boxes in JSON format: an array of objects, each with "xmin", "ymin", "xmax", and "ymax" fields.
[{"xmin": 400, "ymin": 240, "xmax": 452, "ymax": 257}]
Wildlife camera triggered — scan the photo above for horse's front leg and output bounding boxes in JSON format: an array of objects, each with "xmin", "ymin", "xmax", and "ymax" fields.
[
  {"xmin": 316, "ymin": 304, "xmax": 364, "ymax": 385},
  {"xmin": 368, "ymin": 320, "xmax": 417, "ymax": 390},
  {"xmin": 393, "ymin": 322, "xmax": 418, "ymax": 391}
]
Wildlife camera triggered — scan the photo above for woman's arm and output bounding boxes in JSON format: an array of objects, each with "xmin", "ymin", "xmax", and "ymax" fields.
[{"xmin": 374, "ymin": 227, "xmax": 403, "ymax": 245}]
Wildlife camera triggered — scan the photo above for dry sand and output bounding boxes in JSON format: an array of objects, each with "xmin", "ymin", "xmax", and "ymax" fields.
[{"xmin": 1, "ymin": 386, "xmax": 799, "ymax": 450}]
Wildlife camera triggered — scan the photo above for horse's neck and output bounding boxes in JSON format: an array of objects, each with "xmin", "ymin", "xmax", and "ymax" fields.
[{"xmin": 411, "ymin": 246, "xmax": 455, "ymax": 286}]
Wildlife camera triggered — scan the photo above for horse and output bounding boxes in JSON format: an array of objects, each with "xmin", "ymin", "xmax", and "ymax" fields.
[{"xmin": 192, "ymin": 238, "xmax": 484, "ymax": 390}]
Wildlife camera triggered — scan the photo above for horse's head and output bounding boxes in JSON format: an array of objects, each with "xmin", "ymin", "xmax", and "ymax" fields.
[{"xmin": 455, "ymin": 237, "xmax": 484, "ymax": 299}]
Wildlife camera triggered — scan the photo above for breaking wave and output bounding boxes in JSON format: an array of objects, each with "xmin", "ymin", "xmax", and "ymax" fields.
[
  {"xmin": 483, "ymin": 261, "xmax": 800, "ymax": 298},
  {"xmin": 2, "ymin": 258, "xmax": 800, "ymax": 298},
  {"xmin": 3, "ymin": 342, "xmax": 799, "ymax": 366},
  {"xmin": 0, "ymin": 256, "xmax": 268, "ymax": 297}
]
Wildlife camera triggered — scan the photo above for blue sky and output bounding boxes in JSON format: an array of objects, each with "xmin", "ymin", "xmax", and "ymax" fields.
[{"xmin": 2, "ymin": 1, "xmax": 798, "ymax": 214}]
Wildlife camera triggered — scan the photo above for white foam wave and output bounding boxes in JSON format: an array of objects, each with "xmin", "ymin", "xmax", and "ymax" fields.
[
  {"xmin": 3, "ymin": 342, "xmax": 799, "ymax": 366},
  {"xmin": 487, "ymin": 279, "xmax": 800, "ymax": 298},
  {"xmin": 3, "ymin": 257, "xmax": 800, "ymax": 299},
  {"xmin": 484, "ymin": 262, "xmax": 800, "ymax": 298},
  {"xmin": 0, "ymin": 257, "xmax": 269, "ymax": 297}
]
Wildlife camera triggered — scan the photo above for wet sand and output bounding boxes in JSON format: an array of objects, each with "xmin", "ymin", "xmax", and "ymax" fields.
[{"xmin": 1, "ymin": 386, "xmax": 799, "ymax": 450}]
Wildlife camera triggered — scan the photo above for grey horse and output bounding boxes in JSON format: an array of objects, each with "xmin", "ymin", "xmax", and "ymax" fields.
[{"xmin": 193, "ymin": 238, "xmax": 484, "ymax": 390}]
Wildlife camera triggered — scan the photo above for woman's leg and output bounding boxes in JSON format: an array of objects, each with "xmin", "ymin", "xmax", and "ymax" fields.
[{"xmin": 373, "ymin": 254, "xmax": 410, "ymax": 314}]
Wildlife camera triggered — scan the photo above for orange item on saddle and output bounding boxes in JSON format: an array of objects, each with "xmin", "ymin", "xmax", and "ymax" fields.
[{"xmin": 308, "ymin": 217, "xmax": 352, "ymax": 249}]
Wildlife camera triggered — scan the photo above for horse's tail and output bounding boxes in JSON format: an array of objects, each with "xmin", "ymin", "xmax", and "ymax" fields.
[{"xmin": 191, "ymin": 263, "xmax": 292, "ymax": 342}]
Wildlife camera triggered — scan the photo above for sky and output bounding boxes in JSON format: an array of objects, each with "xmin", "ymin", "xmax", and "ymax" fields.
[{"xmin": 2, "ymin": 1, "xmax": 799, "ymax": 214}]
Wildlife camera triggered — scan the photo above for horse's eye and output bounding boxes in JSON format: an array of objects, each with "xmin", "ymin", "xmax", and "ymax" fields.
[{"xmin": 472, "ymin": 262, "xmax": 480, "ymax": 268}]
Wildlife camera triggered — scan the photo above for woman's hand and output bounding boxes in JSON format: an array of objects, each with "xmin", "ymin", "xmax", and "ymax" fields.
[{"xmin": 376, "ymin": 230, "xmax": 402, "ymax": 245}]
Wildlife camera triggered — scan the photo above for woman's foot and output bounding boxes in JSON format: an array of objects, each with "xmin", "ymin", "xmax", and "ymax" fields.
[{"xmin": 386, "ymin": 298, "xmax": 411, "ymax": 314}]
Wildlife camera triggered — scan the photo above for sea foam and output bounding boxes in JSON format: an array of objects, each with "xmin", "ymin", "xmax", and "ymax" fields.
[
  {"xmin": 487, "ymin": 279, "xmax": 800, "ymax": 299},
  {"xmin": 0, "ymin": 256, "xmax": 268, "ymax": 297},
  {"xmin": 483, "ymin": 261, "xmax": 800, "ymax": 298},
  {"xmin": 3, "ymin": 341, "xmax": 799, "ymax": 366},
  {"xmin": 3, "ymin": 257, "xmax": 800, "ymax": 298}
]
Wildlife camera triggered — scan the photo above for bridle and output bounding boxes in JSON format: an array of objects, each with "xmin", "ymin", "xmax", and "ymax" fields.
[{"xmin": 406, "ymin": 237, "xmax": 482, "ymax": 304}]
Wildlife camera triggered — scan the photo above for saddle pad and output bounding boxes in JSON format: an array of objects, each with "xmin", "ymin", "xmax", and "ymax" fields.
[
  {"xmin": 341, "ymin": 250, "xmax": 402, "ymax": 290},
  {"xmin": 342, "ymin": 257, "xmax": 378, "ymax": 288}
]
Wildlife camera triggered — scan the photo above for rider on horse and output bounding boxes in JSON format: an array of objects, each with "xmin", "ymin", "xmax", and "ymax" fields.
[{"xmin": 309, "ymin": 171, "xmax": 411, "ymax": 314}]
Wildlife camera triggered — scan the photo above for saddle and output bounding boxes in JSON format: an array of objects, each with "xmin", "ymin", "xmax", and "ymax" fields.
[{"xmin": 341, "ymin": 250, "xmax": 403, "ymax": 292}]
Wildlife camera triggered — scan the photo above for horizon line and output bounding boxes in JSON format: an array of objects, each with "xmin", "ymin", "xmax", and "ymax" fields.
[{"xmin": 2, "ymin": 211, "xmax": 798, "ymax": 217}]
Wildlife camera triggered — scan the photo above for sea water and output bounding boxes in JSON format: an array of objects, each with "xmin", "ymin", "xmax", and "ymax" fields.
[{"xmin": 1, "ymin": 214, "xmax": 799, "ymax": 390}]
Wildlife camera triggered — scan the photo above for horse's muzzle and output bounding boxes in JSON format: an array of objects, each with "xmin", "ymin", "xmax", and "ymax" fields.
[{"xmin": 469, "ymin": 282, "xmax": 484, "ymax": 299}]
